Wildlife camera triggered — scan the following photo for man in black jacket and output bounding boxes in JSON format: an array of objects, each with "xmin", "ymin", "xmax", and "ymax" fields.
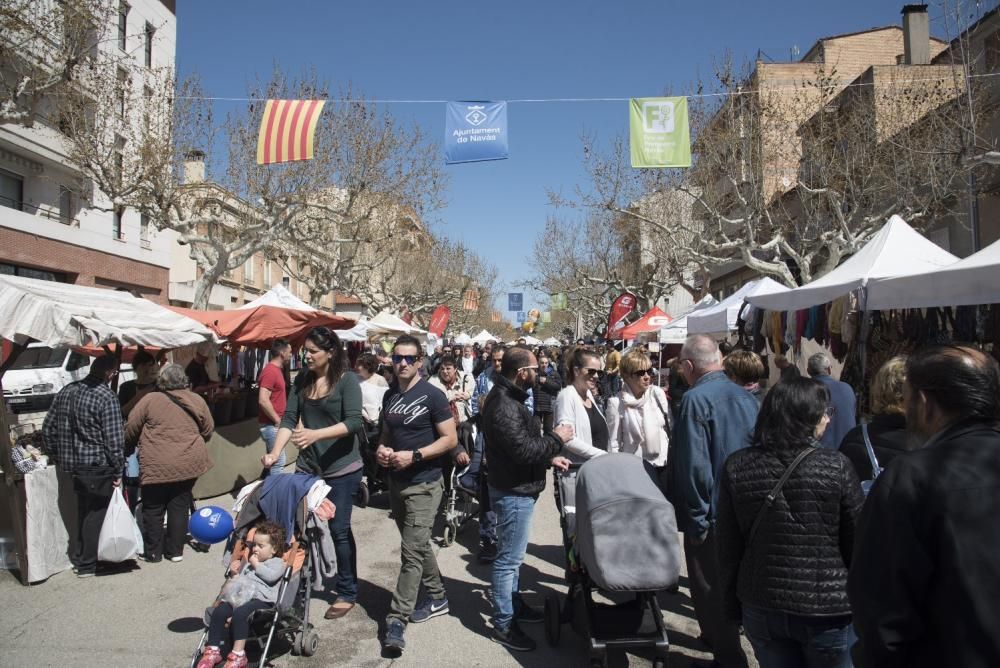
[
  {"xmin": 481, "ymin": 346, "xmax": 572, "ymax": 651},
  {"xmin": 849, "ymin": 344, "xmax": 1000, "ymax": 667}
]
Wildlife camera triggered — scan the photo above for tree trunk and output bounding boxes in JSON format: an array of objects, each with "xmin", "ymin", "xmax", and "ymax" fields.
[{"xmin": 192, "ymin": 264, "xmax": 226, "ymax": 309}]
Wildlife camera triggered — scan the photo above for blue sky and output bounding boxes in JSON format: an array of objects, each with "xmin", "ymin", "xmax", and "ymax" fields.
[{"xmin": 175, "ymin": 0, "xmax": 960, "ymax": 312}]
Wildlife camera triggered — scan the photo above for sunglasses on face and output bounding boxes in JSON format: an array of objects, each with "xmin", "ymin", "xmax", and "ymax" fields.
[
  {"xmin": 582, "ymin": 368, "xmax": 602, "ymax": 378},
  {"xmin": 632, "ymin": 368, "xmax": 654, "ymax": 377},
  {"xmin": 391, "ymin": 354, "xmax": 420, "ymax": 365}
]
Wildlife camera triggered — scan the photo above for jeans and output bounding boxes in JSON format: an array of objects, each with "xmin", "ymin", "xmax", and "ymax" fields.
[
  {"xmin": 387, "ymin": 477, "xmax": 446, "ymax": 624},
  {"xmin": 489, "ymin": 487, "xmax": 537, "ymax": 631},
  {"xmin": 742, "ymin": 604, "xmax": 855, "ymax": 668},
  {"xmin": 207, "ymin": 599, "xmax": 272, "ymax": 646},
  {"xmin": 259, "ymin": 424, "xmax": 286, "ymax": 475},
  {"xmin": 141, "ymin": 478, "xmax": 196, "ymax": 560},
  {"xmin": 324, "ymin": 467, "xmax": 363, "ymax": 602},
  {"xmin": 685, "ymin": 527, "xmax": 748, "ymax": 667}
]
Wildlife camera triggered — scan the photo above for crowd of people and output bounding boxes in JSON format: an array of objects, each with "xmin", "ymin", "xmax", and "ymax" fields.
[{"xmin": 35, "ymin": 326, "xmax": 1000, "ymax": 667}]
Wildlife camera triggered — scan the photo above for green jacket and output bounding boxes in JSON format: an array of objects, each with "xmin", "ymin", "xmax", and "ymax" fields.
[{"xmin": 281, "ymin": 371, "xmax": 363, "ymax": 477}]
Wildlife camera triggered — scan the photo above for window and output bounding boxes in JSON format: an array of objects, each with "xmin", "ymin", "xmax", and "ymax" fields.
[
  {"xmin": 117, "ymin": 2, "xmax": 129, "ymax": 51},
  {"xmin": 144, "ymin": 22, "xmax": 154, "ymax": 67},
  {"xmin": 0, "ymin": 262, "xmax": 67, "ymax": 282},
  {"xmin": 244, "ymin": 257, "xmax": 254, "ymax": 283},
  {"xmin": 116, "ymin": 68, "xmax": 127, "ymax": 118},
  {"xmin": 67, "ymin": 352, "xmax": 90, "ymax": 372},
  {"xmin": 140, "ymin": 213, "xmax": 150, "ymax": 246},
  {"xmin": 59, "ymin": 186, "xmax": 74, "ymax": 224},
  {"xmin": 114, "ymin": 135, "xmax": 125, "ymax": 185},
  {"xmin": 0, "ymin": 168, "xmax": 23, "ymax": 211},
  {"xmin": 112, "ymin": 208, "xmax": 124, "ymax": 240},
  {"xmin": 263, "ymin": 259, "xmax": 272, "ymax": 286}
]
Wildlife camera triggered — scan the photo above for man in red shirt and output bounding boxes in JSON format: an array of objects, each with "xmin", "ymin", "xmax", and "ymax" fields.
[{"xmin": 258, "ymin": 339, "xmax": 292, "ymax": 475}]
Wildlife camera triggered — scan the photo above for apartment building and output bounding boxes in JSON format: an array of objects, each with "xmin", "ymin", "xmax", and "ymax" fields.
[{"xmin": 0, "ymin": 0, "xmax": 177, "ymax": 301}]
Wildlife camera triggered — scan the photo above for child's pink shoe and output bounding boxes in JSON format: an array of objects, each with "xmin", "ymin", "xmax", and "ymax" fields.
[
  {"xmin": 195, "ymin": 646, "xmax": 222, "ymax": 668},
  {"xmin": 223, "ymin": 651, "xmax": 248, "ymax": 668}
]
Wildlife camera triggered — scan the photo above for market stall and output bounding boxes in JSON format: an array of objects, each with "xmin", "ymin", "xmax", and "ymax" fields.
[
  {"xmin": 617, "ymin": 306, "xmax": 673, "ymax": 341},
  {"xmin": 687, "ymin": 278, "xmax": 788, "ymax": 335},
  {"xmin": 0, "ymin": 275, "xmax": 216, "ymax": 584},
  {"xmin": 658, "ymin": 295, "xmax": 719, "ymax": 344},
  {"xmin": 167, "ymin": 303, "xmax": 355, "ymax": 499},
  {"xmin": 471, "ymin": 329, "xmax": 498, "ymax": 345}
]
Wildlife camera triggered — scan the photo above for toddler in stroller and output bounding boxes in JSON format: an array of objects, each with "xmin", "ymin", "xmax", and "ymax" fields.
[{"xmin": 196, "ymin": 520, "xmax": 288, "ymax": 668}]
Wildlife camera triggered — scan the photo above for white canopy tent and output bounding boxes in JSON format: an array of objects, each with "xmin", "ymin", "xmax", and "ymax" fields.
[
  {"xmin": 471, "ymin": 330, "xmax": 497, "ymax": 344},
  {"xmin": 542, "ymin": 337, "xmax": 561, "ymax": 346},
  {"xmin": 0, "ymin": 274, "xmax": 217, "ymax": 349},
  {"xmin": 334, "ymin": 317, "xmax": 390, "ymax": 342},
  {"xmin": 748, "ymin": 216, "xmax": 959, "ymax": 312},
  {"xmin": 453, "ymin": 332, "xmax": 472, "ymax": 345},
  {"xmin": 369, "ymin": 311, "xmax": 428, "ymax": 338},
  {"xmin": 237, "ymin": 284, "xmax": 315, "ymax": 311},
  {"xmin": 687, "ymin": 278, "xmax": 789, "ymax": 335},
  {"xmin": 867, "ymin": 237, "xmax": 1000, "ymax": 309},
  {"xmin": 659, "ymin": 295, "xmax": 718, "ymax": 344}
]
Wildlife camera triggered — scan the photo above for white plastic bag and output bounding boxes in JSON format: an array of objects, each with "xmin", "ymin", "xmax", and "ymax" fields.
[{"xmin": 98, "ymin": 487, "xmax": 139, "ymax": 562}]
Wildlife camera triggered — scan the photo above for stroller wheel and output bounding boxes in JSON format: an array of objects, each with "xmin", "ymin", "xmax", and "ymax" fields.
[
  {"xmin": 544, "ymin": 594, "xmax": 561, "ymax": 646},
  {"xmin": 442, "ymin": 521, "xmax": 457, "ymax": 547},
  {"xmin": 356, "ymin": 480, "xmax": 370, "ymax": 508},
  {"xmin": 299, "ymin": 626, "xmax": 320, "ymax": 657}
]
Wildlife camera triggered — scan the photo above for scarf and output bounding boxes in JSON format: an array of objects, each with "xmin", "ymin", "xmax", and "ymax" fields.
[{"xmin": 619, "ymin": 386, "xmax": 667, "ymax": 459}]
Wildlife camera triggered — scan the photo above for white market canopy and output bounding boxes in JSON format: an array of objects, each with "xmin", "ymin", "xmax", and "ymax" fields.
[
  {"xmin": 687, "ymin": 278, "xmax": 789, "ymax": 335},
  {"xmin": 471, "ymin": 329, "xmax": 497, "ymax": 344},
  {"xmin": 522, "ymin": 335, "xmax": 542, "ymax": 346},
  {"xmin": 542, "ymin": 337, "xmax": 561, "ymax": 346},
  {"xmin": 335, "ymin": 317, "xmax": 384, "ymax": 342},
  {"xmin": 369, "ymin": 310, "xmax": 428, "ymax": 337},
  {"xmin": 453, "ymin": 332, "xmax": 472, "ymax": 345},
  {"xmin": 659, "ymin": 295, "xmax": 718, "ymax": 344},
  {"xmin": 0, "ymin": 274, "xmax": 217, "ymax": 349},
  {"xmin": 867, "ymin": 237, "xmax": 1000, "ymax": 309},
  {"xmin": 748, "ymin": 216, "xmax": 959, "ymax": 312},
  {"xmin": 238, "ymin": 284, "xmax": 315, "ymax": 311}
]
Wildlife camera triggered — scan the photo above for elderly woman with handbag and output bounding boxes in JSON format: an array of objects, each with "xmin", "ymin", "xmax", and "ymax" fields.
[
  {"xmin": 125, "ymin": 363, "xmax": 214, "ymax": 563},
  {"xmin": 606, "ymin": 348, "xmax": 671, "ymax": 490}
]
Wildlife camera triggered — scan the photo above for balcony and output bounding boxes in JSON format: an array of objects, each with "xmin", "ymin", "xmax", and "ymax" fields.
[{"xmin": 0, "ymin": 195, "xmax": 78, "ymax": 226}]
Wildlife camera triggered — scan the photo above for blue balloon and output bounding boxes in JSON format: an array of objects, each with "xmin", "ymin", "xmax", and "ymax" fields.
[{"xmin": 189, "ymin": 505, "xmax": 234, "ymax": 544}]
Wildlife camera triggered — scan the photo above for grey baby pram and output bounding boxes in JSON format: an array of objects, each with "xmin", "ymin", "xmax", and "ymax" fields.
[{"xmin": 545, "ymin": 453, "xmax": 681, "ymax": 668}]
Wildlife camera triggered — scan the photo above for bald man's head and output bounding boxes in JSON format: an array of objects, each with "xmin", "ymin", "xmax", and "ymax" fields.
[{"xmin": 679, "ymin": 334, "xmax": 723, "ymax": 382}]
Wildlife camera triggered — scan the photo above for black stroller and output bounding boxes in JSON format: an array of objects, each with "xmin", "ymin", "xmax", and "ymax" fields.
[
  {"xmin": 190, "ymin": 483, "xmax": 321, "ymax": 667},
  {"xmin": 545, "ymin": 454, "xmax": 681, "ymax": 668}
]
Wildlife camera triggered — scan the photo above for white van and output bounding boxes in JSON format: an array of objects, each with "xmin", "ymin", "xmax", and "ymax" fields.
[{"xmin": 2, "ymin": 343, "xmax": 134, "ymax": 414}]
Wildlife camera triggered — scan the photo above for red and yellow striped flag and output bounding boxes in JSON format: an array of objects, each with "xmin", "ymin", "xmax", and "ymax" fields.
[
  {"xmin": 256, "ymin": 99, "xmax": 326, "ymax": 165},
  {"xmin": 462, "ymin": 288, "xmax": 480, "ymax": 311},
  {"xmin": 491, "ymin": 310, "xmax": 502, "ymax": 323}
]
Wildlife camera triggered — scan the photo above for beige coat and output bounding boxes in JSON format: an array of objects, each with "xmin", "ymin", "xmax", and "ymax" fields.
[{"xmin": 125, "ymin": 389, "xmax": 214, "ymax": 485}]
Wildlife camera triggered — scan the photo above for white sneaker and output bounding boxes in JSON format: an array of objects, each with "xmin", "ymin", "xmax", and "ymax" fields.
[{"xmin": 168, "ymin": 555, "xmax": 183, "ymax": 563}]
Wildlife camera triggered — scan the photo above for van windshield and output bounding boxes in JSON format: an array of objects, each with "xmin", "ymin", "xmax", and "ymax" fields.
[{"xmin": 8, "ymin": 347, "xmax": 68, "ymax": 370}]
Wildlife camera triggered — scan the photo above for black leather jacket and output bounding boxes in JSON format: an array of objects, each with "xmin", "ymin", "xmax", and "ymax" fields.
[
  {"xmin": 482, "ymin": 374, "xmax": 562, "ymax": 496},
  {"xmin": 717, "ymin": 444, "xmax": 863, "ymax": 620}
]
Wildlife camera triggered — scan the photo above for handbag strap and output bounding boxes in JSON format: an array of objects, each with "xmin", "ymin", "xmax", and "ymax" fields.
[
  {"xmin": 747, "ymin": 447, "xmax": 817, "ymax": 546},
  {"xmin": 861, "ymin": 423, "xmax": 882, "ymax": 478},
  {"xmin": 161, "ymin": 390, "xmax": 202, "ymax": 431}
]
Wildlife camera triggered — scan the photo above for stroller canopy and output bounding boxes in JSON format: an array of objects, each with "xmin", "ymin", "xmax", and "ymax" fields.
[{"xmin": 575, "ymin": 454, "xmax": 681, "ymax": 592}]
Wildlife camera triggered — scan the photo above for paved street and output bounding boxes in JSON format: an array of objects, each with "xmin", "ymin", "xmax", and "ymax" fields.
[{"xmin": 0, "ymin": 477, "xmax": 755, "ymax": 667}]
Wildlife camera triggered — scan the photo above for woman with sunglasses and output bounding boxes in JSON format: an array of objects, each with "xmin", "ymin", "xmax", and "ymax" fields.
[
  {"xmin": 262, "ymin": 326, "xmax": 364, "ymax": 621},
  {"xmin": 554, "ymin": 347, "xmax": 609, "ymax": 462},
  {"xmin": 606, "ymin": 348, "xmax": 671, "ymax": 488}
]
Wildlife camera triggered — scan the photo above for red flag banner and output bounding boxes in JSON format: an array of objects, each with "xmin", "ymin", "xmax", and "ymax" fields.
[
  {"xmin": 606, "ymin": 292, "xmax": 637, "ymax": 339},
  {"xmin": 428, "ymin": 305, "xmax": 451, "ymax": 337},
  {"xmin": 462, "ymin": 288, "xmax": 480, "ymax": 311},
  {"xmin": 256, "ymin": 99, "xmax": 326, "ymax": 165}
]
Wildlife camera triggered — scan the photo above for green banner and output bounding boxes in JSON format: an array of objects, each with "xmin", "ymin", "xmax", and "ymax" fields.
[
  {"xmin": 550, "ymin": 292, "xmax": 568, "ymax": 310},
  {"xmin": 629, "ymin": 97, "xmax": 691, "ymax": 168}
]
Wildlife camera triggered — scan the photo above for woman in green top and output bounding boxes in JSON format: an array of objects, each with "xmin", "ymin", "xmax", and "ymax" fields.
[{"xmin": 263, "ymin": 327, "xmax": 363, "ymax": 619}]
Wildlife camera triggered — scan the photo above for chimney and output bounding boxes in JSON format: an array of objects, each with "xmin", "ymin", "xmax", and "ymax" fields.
[
  {"xmin": 902, "ymin": 4, "xmax": 930, "ymax": 65},
  {"xmin": 183, "ymin": 149, "xmax": 205, "ymax": 184}
]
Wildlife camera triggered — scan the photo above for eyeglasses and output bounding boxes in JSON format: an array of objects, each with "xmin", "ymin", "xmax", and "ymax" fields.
[
  {"xmin": 582, "ymin": 368, "xmax": 602, "ymax": 378},
  {"xmin": 391, "ymin": 354, "xmax": 421, "ymax": 365},
  {"xmin": 518, "ymin": 365, "xmax": 539, "ymax": 373},
  {"xmin": 632, "ymin": 368, "xmax": 654, "ymax": 377}
]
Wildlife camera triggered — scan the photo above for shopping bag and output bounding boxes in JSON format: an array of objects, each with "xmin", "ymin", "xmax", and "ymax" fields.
[{"xmin": 97, "ymin": 487, "xmax": 139, "ymax": 562}]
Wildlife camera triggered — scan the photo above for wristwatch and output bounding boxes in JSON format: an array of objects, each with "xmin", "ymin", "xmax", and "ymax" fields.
[{"xmin": 412, "ymin": 449, "xmax": 423, "ymax": 464}]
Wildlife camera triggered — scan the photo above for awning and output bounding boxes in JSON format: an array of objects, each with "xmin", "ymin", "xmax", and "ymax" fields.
[
  {"xmin": 237, "ymin": 284, "xmax": 316, "ymax": 311},
  {"xmin": 169, "ymin": 305, "xmax": 354, "ymax": 348},
  {"xmin": 0, "ymin": 274, "xmax": 216, "ymax": 349},
  {"xmin": 687, "ymin": 278, "xmax": 788, "ymax": 334},
  {"xmin": 618, "ymin": 306, "xmax": 672, "ymax": 340}
]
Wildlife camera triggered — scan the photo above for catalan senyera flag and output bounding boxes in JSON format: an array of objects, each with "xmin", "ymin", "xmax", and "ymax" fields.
[
  {"xmin": 256, "ymin": 99, "xmax": 326, "ymax": 166},
  {"xmin": 463, "ymin": 288, "xmax": 480, "ymax": 311},
  {"xmin": 491, "ymin": 310, "xmax": 502, "ymax": 323}
]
